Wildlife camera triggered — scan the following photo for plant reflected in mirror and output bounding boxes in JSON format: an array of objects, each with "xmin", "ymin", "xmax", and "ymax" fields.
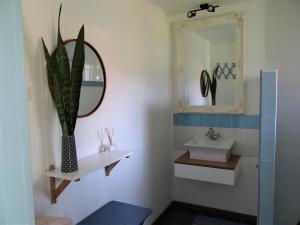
[{"xmin": 200, "ymin": 66, "xmax": 218, "ymax": 106}]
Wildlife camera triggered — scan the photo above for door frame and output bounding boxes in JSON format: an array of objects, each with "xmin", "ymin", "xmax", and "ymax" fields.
[{"xmin": 0, "ymin": 0, "xmax": 35, "ymax": 224}]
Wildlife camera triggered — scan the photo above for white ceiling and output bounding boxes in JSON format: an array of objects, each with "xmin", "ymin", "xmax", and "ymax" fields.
[{"xmin": 151, "ymin": 0, "xmax": 252, "ymax": 14}]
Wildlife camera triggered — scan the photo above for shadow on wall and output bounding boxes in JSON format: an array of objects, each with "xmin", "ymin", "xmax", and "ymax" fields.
[
  {"xmin": 143, "ymin": 104, "xmax": 173, "ymax": 224},
  {"xmin": 22, "ymin": 19, "xmax": 61, "ymax": 205},
  {"xmin": 244, "ymin": 76, "xmax": 260, "ymax": 114}
]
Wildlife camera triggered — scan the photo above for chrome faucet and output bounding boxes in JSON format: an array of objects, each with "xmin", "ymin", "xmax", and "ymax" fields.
[{"xmin": 206, "ymin": 128, "xmax": 220, "ymax": 141}]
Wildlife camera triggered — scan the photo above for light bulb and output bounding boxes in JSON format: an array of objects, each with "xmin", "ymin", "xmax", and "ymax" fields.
[
  {"xmin": 207, "ymin": 5, "xmax": 215, "ymax": 12},
  {"xmin": 187, "ymin": 11, "xmax": 196, "ymax": 18}
]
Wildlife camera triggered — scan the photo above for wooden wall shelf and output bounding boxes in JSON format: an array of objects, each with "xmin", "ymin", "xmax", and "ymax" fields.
[{"xmin": 47, "ymin": 151, "xmax": 132, "ymax": 204}]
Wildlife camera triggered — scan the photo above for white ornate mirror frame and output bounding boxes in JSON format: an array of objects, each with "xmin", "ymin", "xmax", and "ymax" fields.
[{"xmin": 173, "ymin": 12, "xmax": 245, "ymax": 114}]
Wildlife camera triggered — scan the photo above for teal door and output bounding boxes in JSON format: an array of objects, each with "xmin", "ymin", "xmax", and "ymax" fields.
[{"xmin": 0, "ymin": 0, "xmax": 35, "ymax": 224}]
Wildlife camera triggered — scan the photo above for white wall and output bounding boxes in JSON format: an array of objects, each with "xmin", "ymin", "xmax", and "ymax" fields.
[
  {"xmin": 170, "ymin": 0, "xmax": 266, "ymax": 216},
  {"xmin": 22, "ymin": 0, "xmax": 172, "ymax": 224},
  {"xmin": 265, "ymin": 0, "xmax": 300, "ymax": 224},
  {"xmin": 211, "ymin": 41, "xmax": 236, "ymax": 106}
]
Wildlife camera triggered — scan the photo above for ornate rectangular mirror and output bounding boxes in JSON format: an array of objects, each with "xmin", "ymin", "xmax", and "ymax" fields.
[{"xmin": 173, "ymin": 13, "xmax": 245, "ymax": 114}]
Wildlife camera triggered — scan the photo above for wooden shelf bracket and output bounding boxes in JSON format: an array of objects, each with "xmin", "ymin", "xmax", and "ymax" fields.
[
  {"xmin": 49, "ymin": 165, "xmax": 69, "ymax": 204},
  {"xmin": 49, "ymin": 165, "xmax": 80, "ymax": 204},
  {"xmin": 105, "ymin": 160, "xmax": 120, "ymax": 176},
  {"xmin": 104, "ymin": 155, "xmax": 130, "ymax": 176}
]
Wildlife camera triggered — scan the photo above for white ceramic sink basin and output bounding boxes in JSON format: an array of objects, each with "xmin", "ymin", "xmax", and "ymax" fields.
[{"xmin": 184, "ymin": 138, "xmax": 235, "ymax": 162}]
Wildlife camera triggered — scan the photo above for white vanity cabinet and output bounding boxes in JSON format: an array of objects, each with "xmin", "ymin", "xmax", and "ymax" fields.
[{"xmin": 174, "ymin": 152, "xmax": 241, "ymax": 186}]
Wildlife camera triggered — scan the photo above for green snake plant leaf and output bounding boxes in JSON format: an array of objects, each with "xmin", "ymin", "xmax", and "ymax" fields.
[
  {"xmin": 210, "ymin": 66, "xmax": 218, "ymax": 105},
  {"xmin": 56, "ymin": 4, "xmax": 72, "ymax": 132},
  {"xmin": 41, "ymin": 38, "xmax": 54, "ymax": 93},
  {"xmin": 212, "ymin": 66, "xmax": 218, "ymax": 93},
  {"xmin": 69, "ymin": 25, "xmax": 85, "ymax": 132},
  {"xmin": 41, "ymin": 4, "xmax": 85, "ymax": 137},
  {"xmin": 41, "ymin": 38, "xmax": 70, "ymax": 136}
]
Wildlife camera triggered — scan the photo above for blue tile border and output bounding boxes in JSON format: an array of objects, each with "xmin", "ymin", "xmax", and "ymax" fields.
[{"xmin": 174, "ymin": 113, "xmax": 260, "ymax": 129}]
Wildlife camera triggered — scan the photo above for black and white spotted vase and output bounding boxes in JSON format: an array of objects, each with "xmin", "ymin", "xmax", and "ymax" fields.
[{"xmin": 61, "ymin": 135, "xmax": 78, "ymax": 173}]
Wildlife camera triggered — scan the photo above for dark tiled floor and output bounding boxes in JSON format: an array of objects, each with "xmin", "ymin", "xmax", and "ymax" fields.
[
  {"xmin": 193, "ymin": 215, "xmax": 249, "ymax": 225},
  {"xmin": 153, "ymin": 204, "xmax": 254, "ymax": 225},
  {"xmin": 154, "ymin": 207, "xmax": 198, "ymax": 225}
]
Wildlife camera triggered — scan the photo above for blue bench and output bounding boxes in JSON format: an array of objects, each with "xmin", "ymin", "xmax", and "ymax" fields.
[{"xmin": 77, "ymin": 201, "xmax": 152, "ymax": 225}]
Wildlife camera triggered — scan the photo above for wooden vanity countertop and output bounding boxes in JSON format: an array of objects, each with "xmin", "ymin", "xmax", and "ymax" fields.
[{"xmin": 174, "ymin": 151, "xmax": 241, "ymax": 170}]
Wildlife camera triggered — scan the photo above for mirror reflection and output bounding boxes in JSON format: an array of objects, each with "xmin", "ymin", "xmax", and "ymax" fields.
[
  {"xmin": 183, "ymin": 22, "xmax": 238, "ymax": 107},
  {"xmin": 65, "ymin": 41, "xmax": 106, "ymax": 117}
]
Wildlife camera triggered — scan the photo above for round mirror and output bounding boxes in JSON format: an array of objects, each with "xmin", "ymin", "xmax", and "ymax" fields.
[{"xmin": 64, "ymin": 40, "xmax": 106, "ymax": 117}]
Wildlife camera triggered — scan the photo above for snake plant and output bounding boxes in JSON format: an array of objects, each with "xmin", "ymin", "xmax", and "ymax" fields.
[
  {"xmin": 41, "ymin": 5, "xmax": 85, "ymax": 137},
  {"xmin": 210, "ymin": 66, "xmax": 218, "ymax": 106}
]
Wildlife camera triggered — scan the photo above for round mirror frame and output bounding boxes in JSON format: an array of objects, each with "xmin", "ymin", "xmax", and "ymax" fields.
[{"xmin": 49, "ymin": 39, "xmax": 107, "ymax": 118}]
